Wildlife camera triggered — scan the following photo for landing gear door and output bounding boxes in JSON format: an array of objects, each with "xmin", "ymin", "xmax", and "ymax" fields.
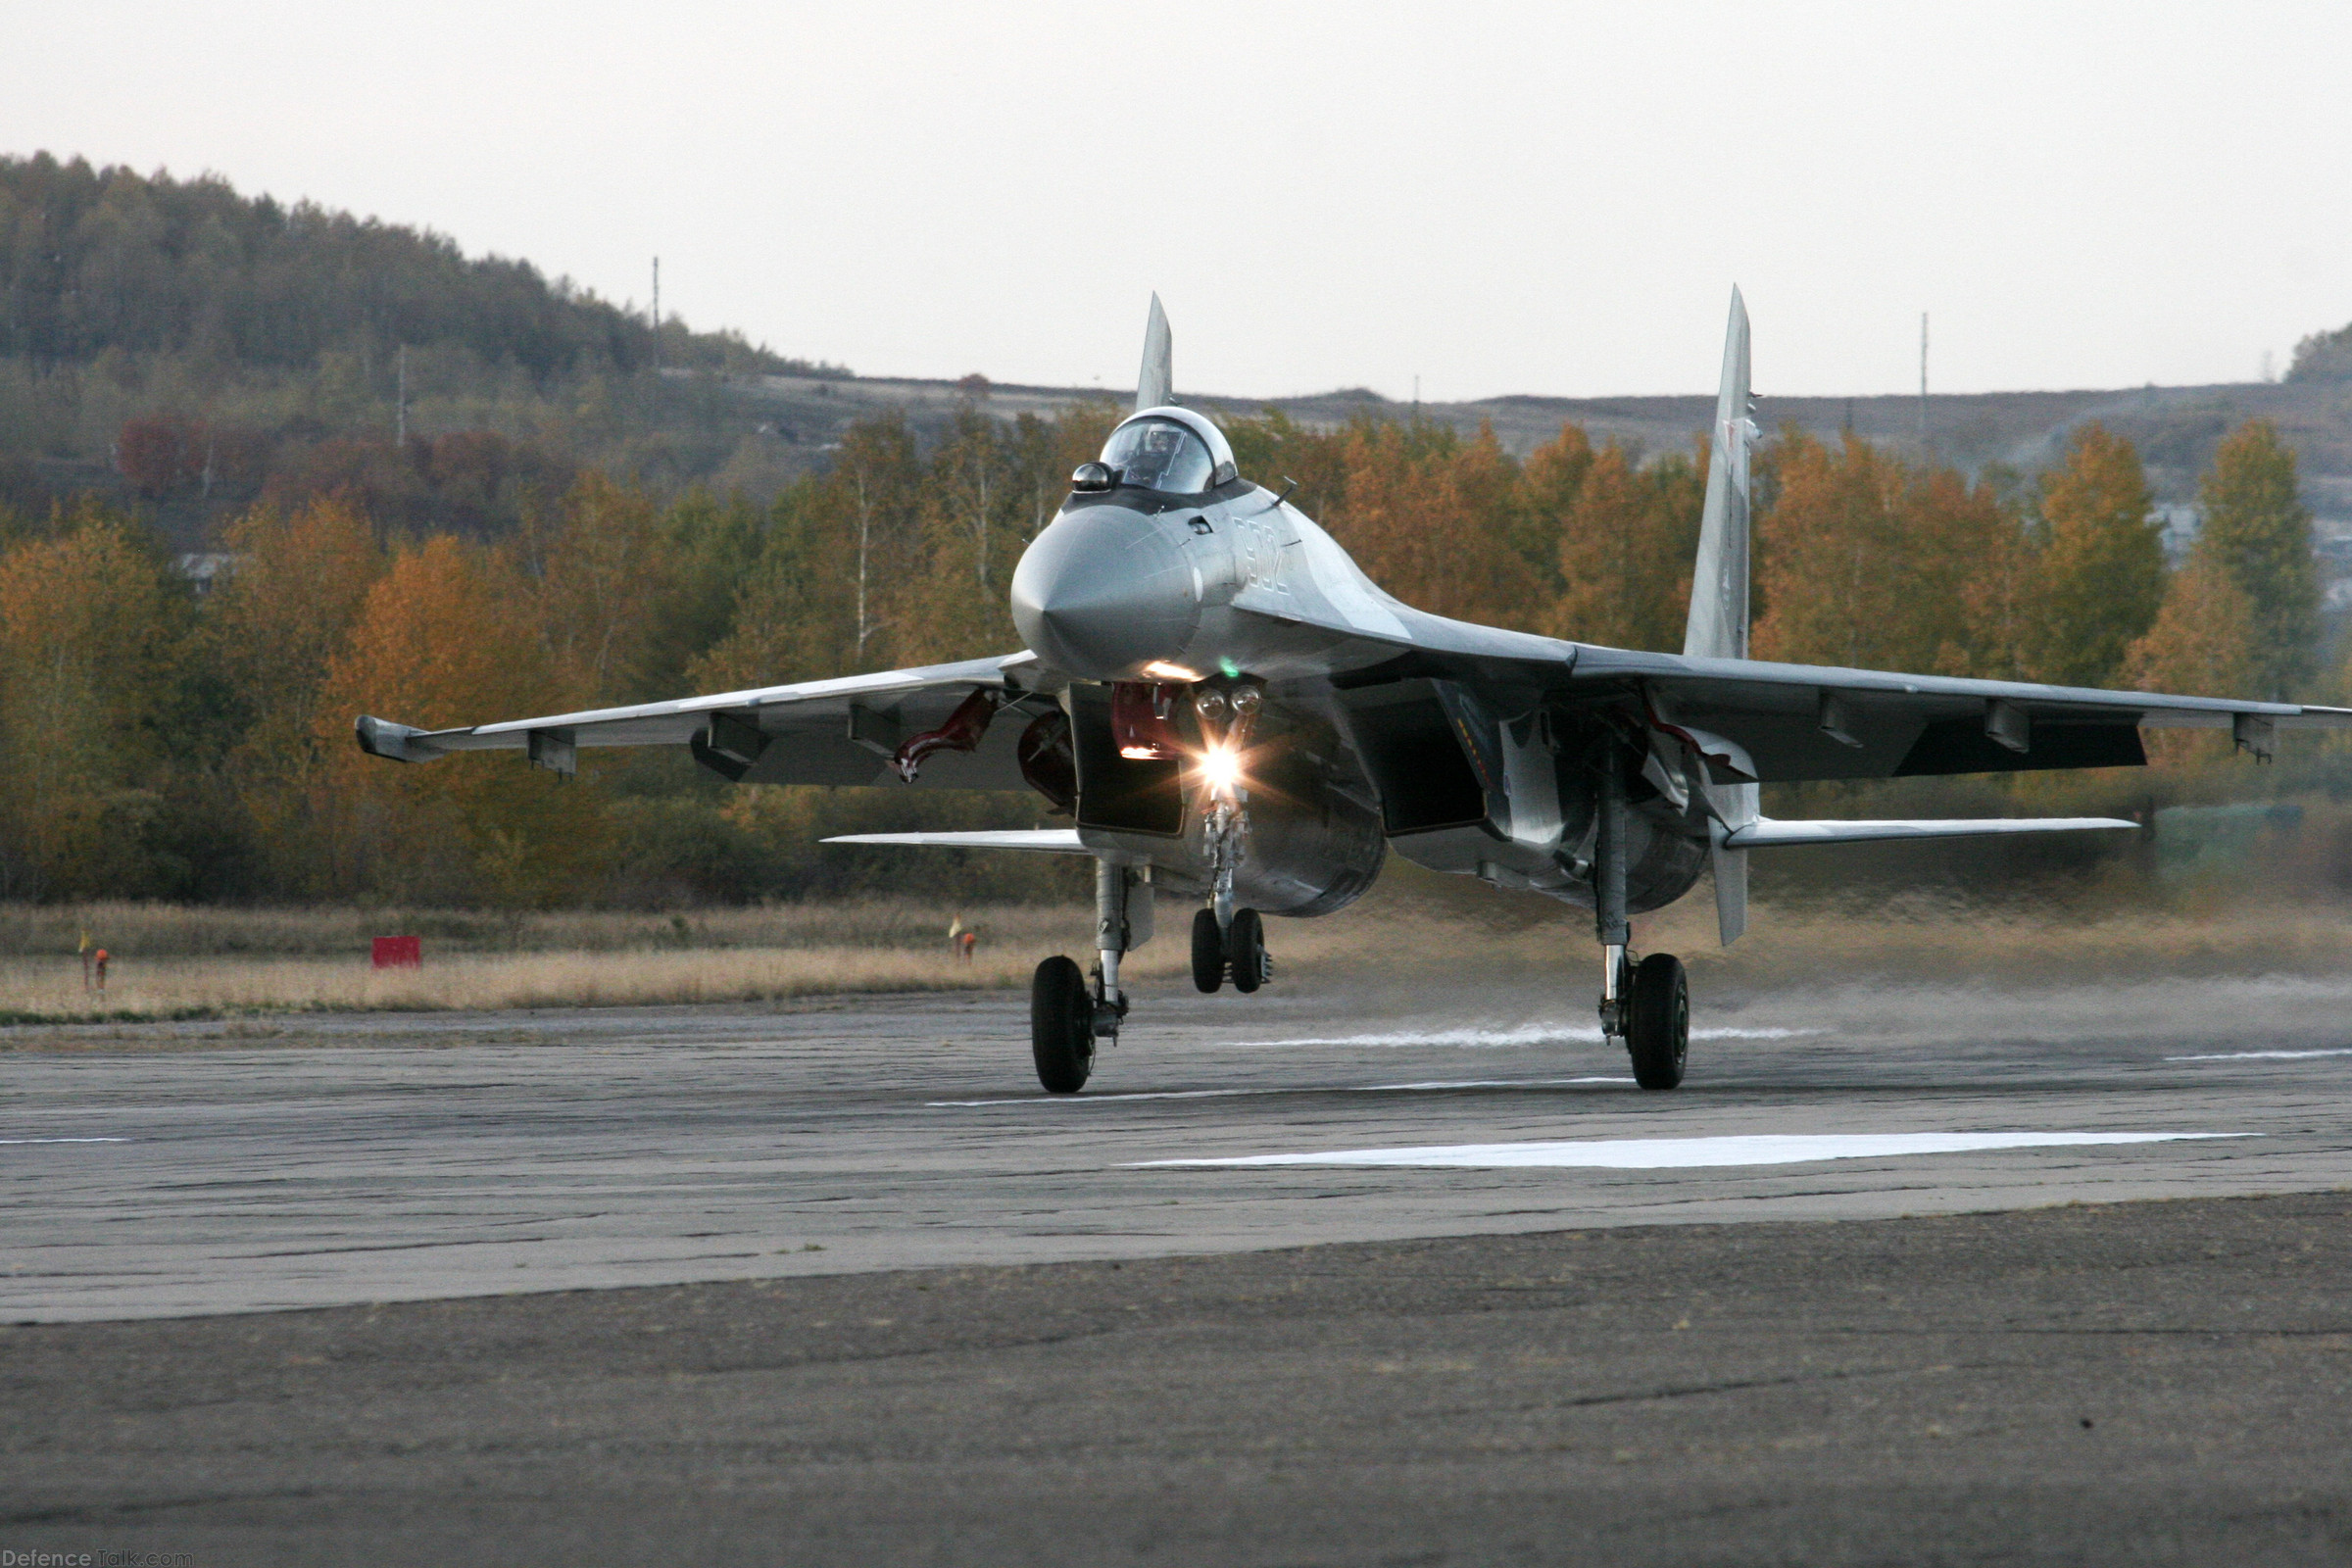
[
  {"xmin": 1337, "ymin": 678, "xmax": 1544, "ymax": 840},
  {"xmin": 1068, "ymin": 685, "xmax": 1186, "ymax": 837}
]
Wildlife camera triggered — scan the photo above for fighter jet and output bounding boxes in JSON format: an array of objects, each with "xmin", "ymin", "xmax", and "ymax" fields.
[{"xmin": 356, "ymin": 292, "xmax": 2351, "ymax": 1094}]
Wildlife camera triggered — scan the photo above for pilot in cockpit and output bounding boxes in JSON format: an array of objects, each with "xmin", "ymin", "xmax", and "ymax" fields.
[{"xmin": 1102, "ymin": 418, "xmax": 1214, "ymax": 494}]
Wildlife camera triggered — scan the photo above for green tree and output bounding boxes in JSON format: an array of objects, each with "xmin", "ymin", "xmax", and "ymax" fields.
[
  {"xmin": 2194, "ymin": 419, "xmax": 2318, "ymax": 697},
  {"xmin": 0, "ymin": 513, "xmax": 190, "ymax": 898},
  {"xmin": 2027, "ymin": 424, "xmax": 2166, "ymax": 688}
]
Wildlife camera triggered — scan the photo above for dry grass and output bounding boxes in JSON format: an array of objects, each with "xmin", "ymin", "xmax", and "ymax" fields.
[
  {"xmin": 0, "ymin": 900, "xmax": 1091, "ymax": 959},
  {"xmin": 7, "ymin": 878, "xmax": 2352, "ymax": 1026},
  {"xmin": 0, "ymin": 948, "xmax": 1046, "ymax": 1022}
]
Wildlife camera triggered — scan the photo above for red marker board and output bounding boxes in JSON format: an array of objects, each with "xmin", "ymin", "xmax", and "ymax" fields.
[{"xmin": 371, "ymin": 936, "xmax": 421, "ymax": 969}]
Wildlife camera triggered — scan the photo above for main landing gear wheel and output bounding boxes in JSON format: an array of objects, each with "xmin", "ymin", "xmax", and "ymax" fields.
[
  {"xmin": 1228, "ymin": 907, "xmax": 1269, "ymax": 994},
  {"xmin": 1626, "ymin": 953, "xmax": 1689, "ymax": 1091},
  {"xmin": 1191, "ymin": 907, "xmax": 1225, "ymax": 994},
  {"xmin": 1030, "ymin": 955, "xmax": 1095, "ymax": 1095}
]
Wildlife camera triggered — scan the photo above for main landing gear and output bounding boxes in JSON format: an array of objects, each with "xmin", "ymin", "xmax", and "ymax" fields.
[
  {"xmin": 1594, "ymin": 751, "xmax": 1689, "ymax": 1091},
  {"xmin": 1029, "ymin": 859, "xmax": 1142, "ymax": 1094}
]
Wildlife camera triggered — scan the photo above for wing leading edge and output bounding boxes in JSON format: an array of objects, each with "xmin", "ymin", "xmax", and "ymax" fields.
[{"xmin": 355, "ymin": 651, "xmax": 1056, "ymax": 791}]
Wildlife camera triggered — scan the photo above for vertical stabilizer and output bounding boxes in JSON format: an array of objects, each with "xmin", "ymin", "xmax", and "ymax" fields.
[
  {"xmin": 1136, "ymin": 294, "xmax": 1172, "ymax": 412},
  {"xmin": 1683, "ymin": 288, "xmax": 1753, "ymax": 662}
]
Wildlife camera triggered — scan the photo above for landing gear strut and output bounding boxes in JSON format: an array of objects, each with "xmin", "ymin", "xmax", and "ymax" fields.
[
  {"xmin": 1030, "ymin": 860, "xmax": 1144, "ymax": 1094},
  {"xmin": 1595, "ymin": 747, "xmax": 1688, "ymax": 1091}
]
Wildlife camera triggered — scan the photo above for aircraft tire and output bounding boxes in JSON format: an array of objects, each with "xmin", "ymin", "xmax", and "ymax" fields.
[
  {"xmin": 1627, "ymin": 953, "xmax": 1689, "ymax": 1091},
  {"xmin": 1030, "ymin": 956, "xmax": 1095, "ymax": 1094},
  {"xmin": 1229, "ymin": 907, "xmax": 1268, "ymax": 994},
  {"xmin": 1191, "ymin": 908, "xmax": 1226, "ymax": 993}
]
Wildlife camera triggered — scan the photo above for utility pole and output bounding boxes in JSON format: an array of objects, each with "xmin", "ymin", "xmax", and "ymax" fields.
[
  {"xmin": 396, "ymin": 343, "xmax": 408, "ymax": 445},
  {"xmin": 1918, "ymin": 312, "xmax": 1930, "ymax": 455},
  {"xmin": 651, "ymin": 256, "xmax": 661, "ymax": 371}
]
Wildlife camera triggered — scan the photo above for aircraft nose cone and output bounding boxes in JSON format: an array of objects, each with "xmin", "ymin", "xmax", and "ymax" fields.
[{"xmin": 1010, "ymin": 506, "xmax": 1200, "ymax": 680}]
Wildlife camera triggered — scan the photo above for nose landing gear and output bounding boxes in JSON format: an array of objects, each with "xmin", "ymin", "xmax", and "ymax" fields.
[{"xmin": 1190, "ymin": 905, "xmax": 1271, "ymax": 994}]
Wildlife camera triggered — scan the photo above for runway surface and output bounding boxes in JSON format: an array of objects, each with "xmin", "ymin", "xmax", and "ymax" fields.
[
  {"xmin": 5, "ymin": 970, "xmax": 2352, "ymax": 1320},
  {"xmin": 6, "ymin": 1193, "xmax": 2350, "ymax": 1564}
]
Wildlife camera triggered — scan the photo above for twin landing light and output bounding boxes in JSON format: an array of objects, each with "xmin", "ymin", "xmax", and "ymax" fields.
[
  {"xmin": 1192, "ymin": 683, "xmax": 1261, "ymax": 804},
  {"xmin": 1106, "ymin": 677, "xmax": 1261, "ymax": 803}
]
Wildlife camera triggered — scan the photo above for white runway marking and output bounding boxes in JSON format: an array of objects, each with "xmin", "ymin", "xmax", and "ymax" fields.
[
  {"xmin": 927, "ymin": 1077, "xmax": 1635, "ymax": 1108},
  {"xmin": 1134, "ymin": 1131, "xmax": 2248, "ymax": 1170},
  {"xmin": 2169, "ymin": 1049, "xmax": 2352, "ymax": 1061},
  {"xmin": 0, "ymin": 1137, "xmax": 129, "ymax": 1146},
  {"xmin": 1234, "ymin": 1025, "xmax": 1822, "ymax": 1049}
]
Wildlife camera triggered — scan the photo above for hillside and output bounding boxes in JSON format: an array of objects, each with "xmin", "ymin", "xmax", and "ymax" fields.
[
  {"xmin": 8, "ymin": 151, "xmax": 2352, "ymax": 563},
  {"xmin": 0, "ymin": 154, "xmax": 837, "ymax": 543}
]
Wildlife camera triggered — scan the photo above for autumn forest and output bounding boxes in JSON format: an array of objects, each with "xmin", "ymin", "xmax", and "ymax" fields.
[{"xmin": 0, "ymin": 155, "xmax": 2337, "ymax": 909}]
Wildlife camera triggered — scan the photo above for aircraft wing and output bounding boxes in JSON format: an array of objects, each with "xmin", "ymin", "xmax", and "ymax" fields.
[
  {"xmin": 1226, "ymin": 590, "xmax": 2348, "ymax": 782},
  {"xmin": 354, "ymin": 651, "xmax": 1059, "ymax": 790},
  {"xmin": 1575, "ymin": 644, "xmax": 2352, "ymax": 782}
]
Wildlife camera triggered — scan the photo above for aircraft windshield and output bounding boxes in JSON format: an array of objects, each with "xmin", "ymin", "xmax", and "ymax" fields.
[{"xmin": 1102, "ymin": 419, "xmax": 1215, "ymax": 494}]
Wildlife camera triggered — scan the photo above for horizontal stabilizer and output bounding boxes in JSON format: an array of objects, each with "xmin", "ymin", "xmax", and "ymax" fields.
[
  {"xmin": 821, "ymin": 829, "xmax": 1092, "ymax": 855},
  {"xmin": 1725, "ymin": 816, "xmax": 2135, "ymax": 850}
]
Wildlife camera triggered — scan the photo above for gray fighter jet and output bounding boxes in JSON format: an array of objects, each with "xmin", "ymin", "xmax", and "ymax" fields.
[{"xmin": 357, "ymin": 292, "xmax": 2350, "ymax": 1094}]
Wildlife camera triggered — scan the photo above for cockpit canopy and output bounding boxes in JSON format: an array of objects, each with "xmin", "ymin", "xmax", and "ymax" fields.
[{"xmin": 1097, "ymin": 407, "xmax": 1238, "ymax": 495}]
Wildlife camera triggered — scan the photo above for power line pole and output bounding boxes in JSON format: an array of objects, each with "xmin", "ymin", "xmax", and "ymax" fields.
[
  {"xmin": 1918, "ymin": 312, "xmax": 1930, "ymax": 455},
  {"xmin": 651, "ymin": 256, "xmax": 661, "ymax": 371},
  {"xmin": 396, "ymin": 343, "xmax": 408, "ymax": 445}
]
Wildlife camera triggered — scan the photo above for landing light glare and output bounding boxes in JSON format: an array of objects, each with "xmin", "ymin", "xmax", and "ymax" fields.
[{"xmin": 1197, "ymin": 745, "xmax": 1244, "ymax": 798}]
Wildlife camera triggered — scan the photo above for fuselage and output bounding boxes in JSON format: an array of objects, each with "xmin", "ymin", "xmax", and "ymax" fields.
[{"xmin": 1005, "ymin": 408, "xmax": 1711, "ymax": 922}]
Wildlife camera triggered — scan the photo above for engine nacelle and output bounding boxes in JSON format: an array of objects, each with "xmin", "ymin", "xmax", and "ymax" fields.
[{"xmin": 1336, "ymin": 677, "xmax": 1705, "ymax": 913}]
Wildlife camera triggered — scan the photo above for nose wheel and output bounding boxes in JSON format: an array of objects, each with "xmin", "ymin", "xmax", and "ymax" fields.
[{"xmin": 1190, "ymin": 906, "xmax": 1271, "ymax": 994}]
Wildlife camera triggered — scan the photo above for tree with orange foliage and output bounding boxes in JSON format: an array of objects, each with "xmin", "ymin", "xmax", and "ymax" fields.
[
  {"xmin": 1753, "ymin": 433, "xmax": 2025, "ymax": 676},
  {"xmin": 1755, "ymin": 434, "xmax": 1901, "ymax": 669},
  {"xmin": 1516, "ymin": 423, "xmax": 1594, "ymax": 598},
  {"xmin": 1322, "ymin": 420, "xmax": 1544, "ymax": 631},
  {"xmin": 209, "ymin": 496, "xmax": 387, "ymax": 894},
  {"xmin": 316, "ymin": 535, "xmax": 601, "ymax": 905},
  {"xmin": 1546, "ymin": 438, "xmax": 1700, "ymax": 652},
  {"xmin": 214, "ymin": 495, "xmax": 384, "ymax": 727},
  {"xmin": 2123, "ymin": 560, "xmax": 2258, "ymax": 768},
  {"xmin": 1222, "ymin": 410, "xmax": 1349, "ymax": 527}
]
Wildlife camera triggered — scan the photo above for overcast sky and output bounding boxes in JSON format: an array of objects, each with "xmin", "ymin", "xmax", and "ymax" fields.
[{"xmin": 6, "ymin": 2, "xmax": 2347, "ymax": 402}]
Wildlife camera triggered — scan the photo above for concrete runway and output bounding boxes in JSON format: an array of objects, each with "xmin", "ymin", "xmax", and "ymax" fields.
[
  {"xmin": 5, "ymin": 970, "xmax": 2352, "ymax": 1320},
  {"xmin": 6, "ymin": 969, "xmax": 2352, "ymax": 1562}
]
